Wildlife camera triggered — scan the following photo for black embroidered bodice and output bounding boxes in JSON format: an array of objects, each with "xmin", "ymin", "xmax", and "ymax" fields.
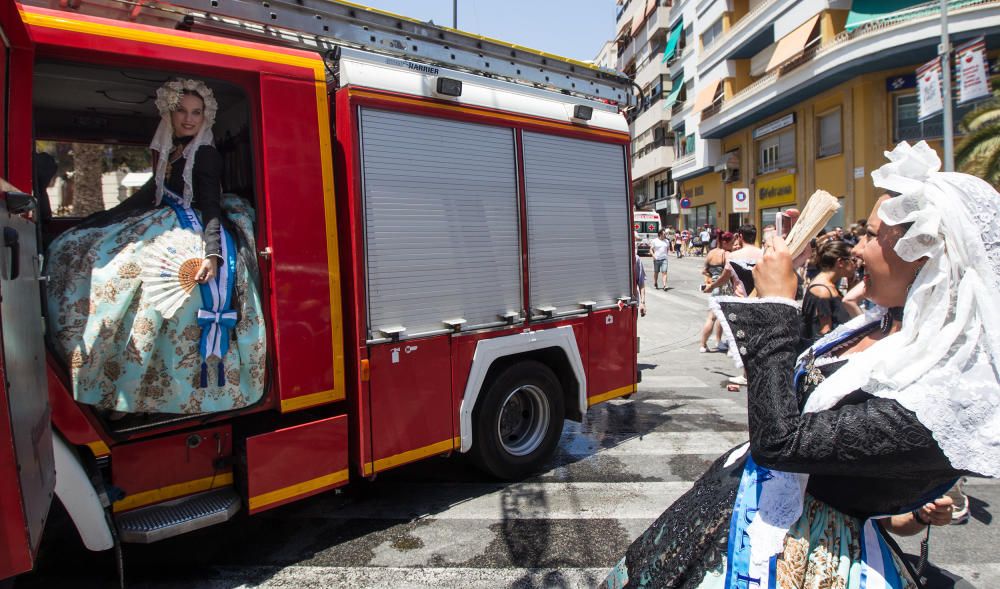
[{"xmin": 724, "ymin": 300, "xmax": 966, "ymax": 518}]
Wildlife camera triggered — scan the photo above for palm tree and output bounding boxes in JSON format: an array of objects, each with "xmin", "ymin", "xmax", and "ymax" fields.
[
  {"xmin": 955, "ymin": 79, "xmax": 1000, "ymax": 188},
  {"xmin": 70, "ymin": 143, "xmax": 105, "ymax": 217}
]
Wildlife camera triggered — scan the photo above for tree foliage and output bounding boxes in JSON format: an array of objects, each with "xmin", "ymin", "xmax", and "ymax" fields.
[{"xmin": 955, "ymin": 78, "xmax": 1000, "ymax": 188}]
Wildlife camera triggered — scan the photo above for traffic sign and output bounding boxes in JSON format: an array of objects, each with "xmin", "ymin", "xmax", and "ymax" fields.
[
  {"xmin": 732, "ymin": 187, "xmax": 750, "ymax": 213},
  {"xmin": 679, "ymin": 197, "xmax": 691, "ymax": 209}
]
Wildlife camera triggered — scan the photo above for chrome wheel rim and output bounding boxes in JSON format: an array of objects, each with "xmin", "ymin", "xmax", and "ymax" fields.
[{"xmin": 496, "ymin": 384, "xmax": 549, "ymax": 457}]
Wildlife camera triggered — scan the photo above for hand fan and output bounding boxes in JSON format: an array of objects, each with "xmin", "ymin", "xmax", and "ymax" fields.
[
  {"xmin": 139, "ymin": 228, "xmax": 205, "ymax": 317},
  {"xmin": 783, "ymin": 190, "xmax": 841, "ymax": 259}
]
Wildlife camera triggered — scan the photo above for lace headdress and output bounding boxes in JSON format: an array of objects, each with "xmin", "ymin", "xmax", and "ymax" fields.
[
  {"xmin": 804, "ymin": 140, "xmax": 1000, "ymax": 479},
  {"xmin": 150, "ymin": 78, "xmax": 218, "ymax": 208}
]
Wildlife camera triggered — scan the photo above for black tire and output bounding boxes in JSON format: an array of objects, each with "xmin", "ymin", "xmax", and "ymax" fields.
[{"xmin": 470, "ymin": 360, "xmax": 565, "ymax": 480}]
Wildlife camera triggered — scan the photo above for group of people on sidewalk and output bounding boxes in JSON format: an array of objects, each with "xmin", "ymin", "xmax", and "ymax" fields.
[{"xmin": 612, "ymin": 141, "xmax": 996, "ymax": 588}]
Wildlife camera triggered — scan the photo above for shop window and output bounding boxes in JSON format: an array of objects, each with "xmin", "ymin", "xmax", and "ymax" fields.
[
  {"xmin": 817, "ymin": 108, "xmax": 842, "ymax": 158},
  {"xmin": 893, "ymin": 93, "xmax": 976, "ymax": 143},
  {"xmin": 824, "ymin": 197, "xmax": 846, "ymax": 232},
  {"xmin": 757, "ymin": 129, "xmax": 794, "ymax": 174},
  {"xmin": 761, "ymin": 204, "xmax": 797, "ymax": 232}
]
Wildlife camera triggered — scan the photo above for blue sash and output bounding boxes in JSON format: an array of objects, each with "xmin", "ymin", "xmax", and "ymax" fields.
[
  {"xmin": 161, "ymin": 188, "xmax": 238, "ymax": 387},
  {"xmin": 725, "ymin": 319, "xmax": 907, "ymax": 588}
]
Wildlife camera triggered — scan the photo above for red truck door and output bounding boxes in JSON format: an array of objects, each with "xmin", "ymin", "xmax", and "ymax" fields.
[{"xmin": 0, "ymin": 3, "xmax": 56, "ymax": 580}]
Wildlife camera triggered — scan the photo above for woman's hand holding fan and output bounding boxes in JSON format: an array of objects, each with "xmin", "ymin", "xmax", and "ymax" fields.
[{"xmin": 139, "ymin": 228, "xmax": 206, "ymax": 318}]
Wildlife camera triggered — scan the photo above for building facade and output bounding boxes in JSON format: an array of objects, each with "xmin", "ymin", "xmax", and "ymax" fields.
[
  {"xmin": 612, "ymin": 0, "xmax": 678, "ymax": 226},
  {"xmin": 608, "ymin": 0, "xmax": 1000, "ymax": 234}
]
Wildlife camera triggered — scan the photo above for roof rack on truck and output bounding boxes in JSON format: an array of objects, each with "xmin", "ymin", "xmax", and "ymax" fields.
[{"xmin": 30, "ymin": 0, "xmax": 634, "ymax": 106}]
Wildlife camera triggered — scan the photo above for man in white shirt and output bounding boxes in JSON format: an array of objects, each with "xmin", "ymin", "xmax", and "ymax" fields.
[
  {"xmin": 698, "ymin": 226, "xmax": 712, "ymax": 256},
  {"xmin": 649, "ymin": 229, "xmax": 671, "ymax": 289}
]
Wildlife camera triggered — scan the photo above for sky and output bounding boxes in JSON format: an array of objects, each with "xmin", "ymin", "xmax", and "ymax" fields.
[{"xmin": 351, "ymin": 0, "xmax": 619, "ymax": 62}]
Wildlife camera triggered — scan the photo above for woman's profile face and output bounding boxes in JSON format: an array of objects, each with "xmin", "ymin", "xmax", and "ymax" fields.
[
  {"xmin": 852, "ymin": 194, "xmax": 923, "ymax": 308},
  {"xmin": 171, "ymin": 93, "xmax": 205, "ymax": 139}
]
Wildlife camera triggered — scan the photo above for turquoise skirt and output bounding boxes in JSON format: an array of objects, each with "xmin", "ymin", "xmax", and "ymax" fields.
[{"xmin": 46, "ymin": 195, "xmax": 266, "ymax": 414}]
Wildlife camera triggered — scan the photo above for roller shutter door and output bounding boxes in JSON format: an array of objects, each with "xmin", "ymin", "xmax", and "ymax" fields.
[
  {"xmin": 522, "ymin": 132, "xmax": 631, "ymax": 315},
  {"xmin": 359, "ymin": 108, "xmax": 522, "ymax": 339}
]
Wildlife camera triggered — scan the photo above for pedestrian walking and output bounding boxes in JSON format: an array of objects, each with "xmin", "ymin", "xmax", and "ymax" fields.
[
  {"xmin": 649, "ymin": 229, "xmax": 670, "ymax": 289},
  {"xmin": 698, "ymin": 225, "xmax": 711, "ymax": 256},
  {"xmin": 698, "ymin": 231, "xmax": 735, "ymax": 353}
]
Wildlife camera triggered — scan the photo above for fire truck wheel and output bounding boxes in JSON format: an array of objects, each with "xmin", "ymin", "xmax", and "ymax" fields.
[{"xmin": 471, "ymin": 360, "xmax": 565, "ymax": 480}]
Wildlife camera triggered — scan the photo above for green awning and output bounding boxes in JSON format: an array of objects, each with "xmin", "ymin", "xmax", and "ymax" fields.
[
  {"xmin": 663, "ymin": 74, "xmax": 684, "ymax": 108},
  {"xmin": 662, "ymin": 21, "xmax": 683, "ymax": 62},
  {"xmin": 845, "ymin": 0, "xmax": 926, "ymax": 31}
]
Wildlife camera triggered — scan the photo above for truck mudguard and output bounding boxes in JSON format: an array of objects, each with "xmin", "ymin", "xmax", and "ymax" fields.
[
  {"xmin": 53, "ymin": 435, "xmax": 113, "ymax": 551},
  {"xmin": 458, "ymin": 326, "xmax": 586, "ymax": 453}
]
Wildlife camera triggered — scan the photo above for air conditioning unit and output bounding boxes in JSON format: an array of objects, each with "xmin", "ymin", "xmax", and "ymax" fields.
[{"xmin": 720, "ymin": 168, "xmax": 739, "ymax": 183}]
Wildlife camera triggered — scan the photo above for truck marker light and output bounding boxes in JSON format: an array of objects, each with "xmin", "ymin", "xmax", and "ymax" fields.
[
  {"xmin": 572, "ymin": 104, "xmax": 593, "ymax": 121},
  {"xmin": 436, "ymin": 77, "xmax": 463, "ymax": 97}
]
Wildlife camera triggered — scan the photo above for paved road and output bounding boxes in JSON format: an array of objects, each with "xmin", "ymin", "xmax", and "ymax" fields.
[{"xmin": 18, "ymin": 255, "xmax": 999, "ymax": 588}]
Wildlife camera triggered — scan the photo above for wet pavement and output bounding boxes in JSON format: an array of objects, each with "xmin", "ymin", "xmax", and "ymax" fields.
[{"xmin": 17, "ymin": 255, "xmax": 999, "ymax": 588}]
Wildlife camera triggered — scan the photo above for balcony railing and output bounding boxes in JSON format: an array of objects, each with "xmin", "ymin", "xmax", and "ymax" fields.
[
  {"xmin": 671, "ymin": 100, "xmax": 687, "ymax": 116},
  {"xmin": 701, "ymin": 99, "xmax": 723, "ymax": 120},
  {"xmin": 713, "ymin": 0, "xmax": 997, "ymax": 116}
]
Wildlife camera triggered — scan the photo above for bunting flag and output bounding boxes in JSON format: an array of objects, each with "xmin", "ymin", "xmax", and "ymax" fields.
[
  {"xmin": 956, "ymin": 37, "xmax": 991, "ymax": 105},
  {"xmin": 916, "ymin": 57, "xmax": 944, "ymax": 121}
]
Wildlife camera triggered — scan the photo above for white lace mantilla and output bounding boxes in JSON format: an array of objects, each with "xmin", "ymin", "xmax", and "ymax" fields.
[{"xmin": 803, "ymin": 141, "xmax": 1000, "ymax": 480}]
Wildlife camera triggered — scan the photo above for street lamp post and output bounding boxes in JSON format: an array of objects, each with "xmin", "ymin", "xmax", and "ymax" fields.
[
  {"xmin": 940, "ymin": 0, "xmax": 954, "ymax": 171},
  {"xmin": 453, "ymin": 0, "xmax": 458, "ymax": 29}
]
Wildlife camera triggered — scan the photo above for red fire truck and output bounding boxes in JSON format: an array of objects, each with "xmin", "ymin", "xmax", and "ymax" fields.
[{"xmin": 0, "ymin": 0, "xmax": 637, "ymax": 580}]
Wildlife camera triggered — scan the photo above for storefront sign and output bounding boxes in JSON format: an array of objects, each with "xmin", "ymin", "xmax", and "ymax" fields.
[
  {"xmin": 916, "ymin": 57, "xmax": 944, "ymax": 120},
  {"xmin": 957, "ymin": 37, "xmax": 991, "ymax": 105},
  {"xmin": 732, "ymin": 187, "xmax": 750, "ymax": 213},
  {"xmin": 756, "ymin": 174, "xmax": 796, "ymax": 208},
  {"xmin": 752, "ymin": 113, "xmax": 795, "ymax": 139}
]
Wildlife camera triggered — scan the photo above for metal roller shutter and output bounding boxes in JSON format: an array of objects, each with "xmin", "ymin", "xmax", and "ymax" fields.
[
  {"xmin": 359, "ymin": 108, "xmax": 522, "ymax": 339},
  {"xmin": 522, "ymin": 132, "xmax": 631, "ymax": 315}
]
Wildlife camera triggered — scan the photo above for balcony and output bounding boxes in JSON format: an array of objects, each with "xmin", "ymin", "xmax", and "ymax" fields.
[
  {"xmin": 635, "ymin": 56, "xmax": 670, "ymax": 90},
  {"xmin": 631, "ymin": 144, "xmax": 675, "ymax": 179},
  {"xmin": 700, "ymin": 0, "xmax": 1000, "ymax": 139},
  {"xmin": 698, "ymin": 0, "xmax": 798, "ymax": 70},
  {"xmin": 631, "ymin": 97, "xmax": 670, "ymax": 136}
]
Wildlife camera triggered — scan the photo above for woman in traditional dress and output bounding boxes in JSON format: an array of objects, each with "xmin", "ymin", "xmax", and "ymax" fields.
[
  {"xmin": 604, "ymin": 141, "xmax": 1000, "ymax": 588},
  {"xmin": 46, "ymin": 78, "xmax": 266, "ymax": 415}
]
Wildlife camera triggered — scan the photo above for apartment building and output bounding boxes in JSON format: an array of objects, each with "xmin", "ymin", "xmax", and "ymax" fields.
[
  {"xmin": 612, "ymin": 0, "xmax": 678, "ymax": 226},
  {"xmin": 609, "ymin": 0, "xmax": 1000, "ymax": 233}
]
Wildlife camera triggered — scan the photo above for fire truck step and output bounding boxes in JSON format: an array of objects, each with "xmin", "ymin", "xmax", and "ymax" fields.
[{"xmin": 115, "ymin": 488, "xmax": 241, "ymax": 544}]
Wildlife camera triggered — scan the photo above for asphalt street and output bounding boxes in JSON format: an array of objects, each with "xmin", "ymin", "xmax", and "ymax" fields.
[{"xmin": 17, "ymin": 255, "xmax": 999, "ymax": 588}]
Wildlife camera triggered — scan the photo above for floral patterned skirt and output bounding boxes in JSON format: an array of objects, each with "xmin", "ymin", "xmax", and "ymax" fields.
[
  {"xmin": 604, "ymin": 491, "xmax": 917, "ymax": 589},
  {"xmin": 46, "ymin": 196, "xmax": 266, "ymax": 414}
]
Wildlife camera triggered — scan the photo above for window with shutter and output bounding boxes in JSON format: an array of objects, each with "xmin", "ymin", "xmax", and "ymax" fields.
[
  {"xmin": 817, "ymin": 109, "xmax": 842, "ymax": 158},
  {"xmin": 522, "ymin": 132, "xmax": 631, "ymax": 315},
  {"xmin": 358, "ymin": 108, "xmax": 522, "ymax": 339}
]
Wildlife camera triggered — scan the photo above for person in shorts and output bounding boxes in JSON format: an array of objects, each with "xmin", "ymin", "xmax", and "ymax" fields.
[{"xmin": 649, "ymin": 229, "xmax": 671, "ymax": 289}]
